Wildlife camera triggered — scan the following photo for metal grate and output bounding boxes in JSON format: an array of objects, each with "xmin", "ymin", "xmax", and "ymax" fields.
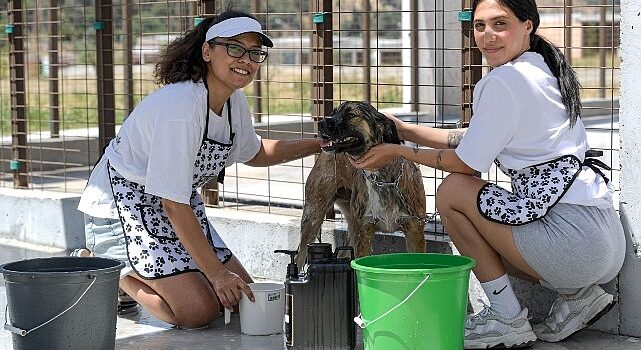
[{"xmin": 0, "ymin": 0, "xmax": 621, "ymax": 225}]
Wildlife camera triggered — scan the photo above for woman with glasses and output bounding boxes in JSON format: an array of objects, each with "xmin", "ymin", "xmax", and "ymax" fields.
[{"xmin": 76, "ymin": 9, "xmax": 321, "ymax": 327}]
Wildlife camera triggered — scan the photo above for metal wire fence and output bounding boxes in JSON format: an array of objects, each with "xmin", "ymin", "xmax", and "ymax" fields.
[{"xmin": 0, "ymin": 0, "xmax": 620, "ymax": 229}]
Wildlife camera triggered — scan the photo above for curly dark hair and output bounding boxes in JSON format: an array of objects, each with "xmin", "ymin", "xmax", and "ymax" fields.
[{"xmin": 153, "ymin": 8, "xmax": 258, "ymax": 85}]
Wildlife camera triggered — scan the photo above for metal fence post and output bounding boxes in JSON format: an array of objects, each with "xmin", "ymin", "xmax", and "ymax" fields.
[
  {"xmin": 199, "ymin": 0, "xmax": 216, "ymax": 17},
  {"xmin": 599, "ymin": 0, "xmax": 607, "ymax": 98},
  {"xmin": 410, "ymin": 0, "xmax": 418, "ymax": 112},
  {"xmin": 460, "ymin": 0, "xmax": 481, "ymax": 127},
  {"xmin": 199, "ymin": 0, "xmax": 220, "ymax": 207},
  {"xmin": 311, "ymin": 0, "xmax": 334, "ymax": 219},
  {"xmin": 95, "ymin": 0, "xmax": 115, "ymax": 157},
  {"xmin": 311, "ymin": 0, "xmax": 333, "ymax": 120},
  {"xmin": 48, "ymin": 0, "xmax": 60, "ymax": 138},
  {"xmin": 252, "ymin": 0, "xmax": 263, "ymax": 123},
  {"xmin": 8, "ymin": 0, "xmax": 28, "ymax": 188},
  {"xmin": 122, "ymin": 0, "xmax": 134, "ymax": 117},
  {"xmin": 564, "ymin": 0, "xmax": 573, "ymax": 64},
  {"xmin": 362, "ymin": 0, "xmax": 371, "ymax": 103}
]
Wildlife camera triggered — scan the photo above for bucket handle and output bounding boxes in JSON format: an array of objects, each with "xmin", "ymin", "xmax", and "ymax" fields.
[
  {"xmin": 353, "ymin": 273, "xmax": 430, "ymax": 329},
  {"xmin": 4, "ymin": 274, "xmax": 97, "ymax": 337}
]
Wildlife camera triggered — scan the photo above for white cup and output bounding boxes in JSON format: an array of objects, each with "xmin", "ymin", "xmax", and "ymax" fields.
[{"xmin": 226, "ymin": 282, "xmax": 286, "ymax": 336}]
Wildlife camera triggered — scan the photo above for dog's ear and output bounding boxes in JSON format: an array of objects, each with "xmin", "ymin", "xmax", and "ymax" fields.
[
  {"xmin": 331, "ymin": 105, "xmax": 339, "ymax": 116},
  {"xmin": 373, "ymin": 110, "xmax": 401, "ymax": 145}
]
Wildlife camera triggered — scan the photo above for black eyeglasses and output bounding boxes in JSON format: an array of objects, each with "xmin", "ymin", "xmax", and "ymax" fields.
[{"xmin": 210, "ymin": 41, "xmax": 268, "ymax": 63}]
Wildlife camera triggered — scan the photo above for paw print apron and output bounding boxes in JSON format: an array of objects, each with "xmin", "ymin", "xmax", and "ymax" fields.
[
  {"xmin": 108, "ymin": 94, "xmax": 234, "ymax": 279},
  {"xmin": 477, "ymin": 152, "xmax": 610, "ymax": 226}
]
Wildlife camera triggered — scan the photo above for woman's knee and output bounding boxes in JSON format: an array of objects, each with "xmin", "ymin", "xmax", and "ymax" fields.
[
  {"xmin": 172, "ymin": 293, "xmax": 220, "ymax": 327},
  {"xmin": 155, "ymin": 274, "xmax": 221, "ymax": 327},
  {"xmin": 436, "ymin": 173, "xmax": 468, "ymax": 212}
]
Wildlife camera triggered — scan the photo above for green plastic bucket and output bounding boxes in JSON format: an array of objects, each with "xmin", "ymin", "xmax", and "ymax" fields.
[{"xmin": 351, "ymin": 253, "xmax": 475, "ymax": 350}]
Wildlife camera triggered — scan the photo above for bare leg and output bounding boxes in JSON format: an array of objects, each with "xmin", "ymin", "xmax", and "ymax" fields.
[
  {"xmin": 120, "ymin": 271, "xmax": 220, "ymax": 327},
  {"xmin": 438, "ymin": 174, "xmax": 539, "ymax": 347},
  {"xmin": 502, "ymin": 257, "xmax": 540, "ymax": 283},
  {"xmin": 435, "ymin": 173, "xmax": 541, "ymax": 283},
  {"xmin": 119, "ymin": 255, "xmax": 252, "ymax": 327}
]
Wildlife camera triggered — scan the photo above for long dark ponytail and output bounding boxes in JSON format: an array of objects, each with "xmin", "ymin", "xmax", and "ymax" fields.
[
  {"xmin": 472, "ymin": 0, "xmax": 582, "ymax": 127},
  {"xmin": 153, "ymin": 7, "xmax": 257, "ymax": 85}
]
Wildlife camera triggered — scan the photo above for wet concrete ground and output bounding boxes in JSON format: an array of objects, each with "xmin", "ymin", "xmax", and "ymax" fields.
[{"xmin": 0, "ymin": 243, "xmax": 639, "ymax": 350}]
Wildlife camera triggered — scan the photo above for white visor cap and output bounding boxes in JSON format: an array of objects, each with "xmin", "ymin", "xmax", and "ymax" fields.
[{"xmin": 205, "ymin": 17, "xmax": 273, "ymax": 47}]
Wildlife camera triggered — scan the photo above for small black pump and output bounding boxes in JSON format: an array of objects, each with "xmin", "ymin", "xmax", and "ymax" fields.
[
  {"xmin": 275, "ymin": 243, "xmax": 356, "ymax": 350},
  {"xmin": 274, "ymin": 249, "xmax": 299, "ymax": 279}
]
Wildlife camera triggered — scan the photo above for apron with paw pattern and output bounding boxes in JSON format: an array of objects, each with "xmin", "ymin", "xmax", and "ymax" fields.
[
  {"xmin": 108, "ymin": 93, "xmax": 234, "ymax": 279},
  {"xmin": 477, "ymin": 152, "xmax": 610, "ymax": 226}
]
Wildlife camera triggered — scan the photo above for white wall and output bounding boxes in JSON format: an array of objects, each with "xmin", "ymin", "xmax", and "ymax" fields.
[
  {"xmin": 0, "ymin": 188, "xmax": 85, "ymax": 250},
  {"xmin": 618, "ymin": 0, "xmax": 641, "ymax": 336},
  {"xmin": 205, "ymin": 208, "xmax": 340, "ymax": 281}
]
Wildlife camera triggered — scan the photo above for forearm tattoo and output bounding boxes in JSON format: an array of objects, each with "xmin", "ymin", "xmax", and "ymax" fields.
[
  {"xmin": 435, "ymin": 150, "xmax": 445, "ymax": 170},
  {"xmin": 447, "ymin": 130, "xmax": 466, "ymax": 149}
]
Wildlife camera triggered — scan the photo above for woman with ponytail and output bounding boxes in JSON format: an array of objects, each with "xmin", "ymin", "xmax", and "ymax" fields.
[
  {"xmin": 350, "ymin": 0, "xmax": 624, "ymax": 347},
  {"xmin": 76, "ymin": 9, "xmax": 321, "ymax": 327}
]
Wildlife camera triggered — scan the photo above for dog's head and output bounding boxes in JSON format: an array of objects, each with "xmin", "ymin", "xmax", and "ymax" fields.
[{"xmin": 318, "ymin": 101, "xmax": 400, "ymax": 157}]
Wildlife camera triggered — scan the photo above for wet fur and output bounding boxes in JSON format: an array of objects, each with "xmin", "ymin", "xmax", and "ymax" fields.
[{"xmin": 298, "ymin": 101, "xmax": 426, "ymax": 265}]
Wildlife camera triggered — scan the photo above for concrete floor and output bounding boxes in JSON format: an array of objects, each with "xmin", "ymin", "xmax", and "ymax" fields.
[{"xmin": 0, "ymin": 243, "xmax": 639, "ymax": 350}]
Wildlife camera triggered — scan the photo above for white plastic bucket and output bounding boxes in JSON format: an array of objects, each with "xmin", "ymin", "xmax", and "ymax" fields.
[{"xmin": 239, "ymin": 282, "xmax": 285, "ymax": 336}]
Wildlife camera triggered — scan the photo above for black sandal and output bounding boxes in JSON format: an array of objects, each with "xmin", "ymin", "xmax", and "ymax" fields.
[{"xmin": 117, "ymin": 289, "xmax": 138, "ymax": 315}]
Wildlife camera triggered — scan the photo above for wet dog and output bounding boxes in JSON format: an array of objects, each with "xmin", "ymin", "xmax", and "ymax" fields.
[{"xmin": 298, "ymin": 101, "xmax": 426, "ymax": 265}]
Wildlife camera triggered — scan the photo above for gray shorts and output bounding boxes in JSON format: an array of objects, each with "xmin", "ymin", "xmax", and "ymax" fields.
[{"xmin": 513, "ymin": 203, "xmax": 625, "ymax": 292}]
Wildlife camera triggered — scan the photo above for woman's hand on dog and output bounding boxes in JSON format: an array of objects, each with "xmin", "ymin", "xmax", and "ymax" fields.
[
  {"xmin": 349, "ymin": 143, "xmax": 403, "ymax": 171},
  {"xmin": 382, "ymin": 112, "xmax": 406, "ymax": 140},
  {"xmin": 210, "ymin": 268, "xmax": 255, "ymax": 310}
]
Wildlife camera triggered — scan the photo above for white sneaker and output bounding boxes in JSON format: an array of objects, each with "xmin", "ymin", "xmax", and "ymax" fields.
[
  {"xmin": 464, "ymin": 301, "xmax": 537, "ymax": 349},
  {"xmin": 533, "ymin": 285, "xmax": 615, "ymax": 342}
]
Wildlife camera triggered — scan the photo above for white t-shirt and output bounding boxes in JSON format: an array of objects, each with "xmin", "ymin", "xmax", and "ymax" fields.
[
  {"xmin": 456, "ymin": 52, "xmax": 613, "ymax": 208},
  {"xmin": 78, "ymin": 80, "xmax": 262, "ymax": 218}
]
